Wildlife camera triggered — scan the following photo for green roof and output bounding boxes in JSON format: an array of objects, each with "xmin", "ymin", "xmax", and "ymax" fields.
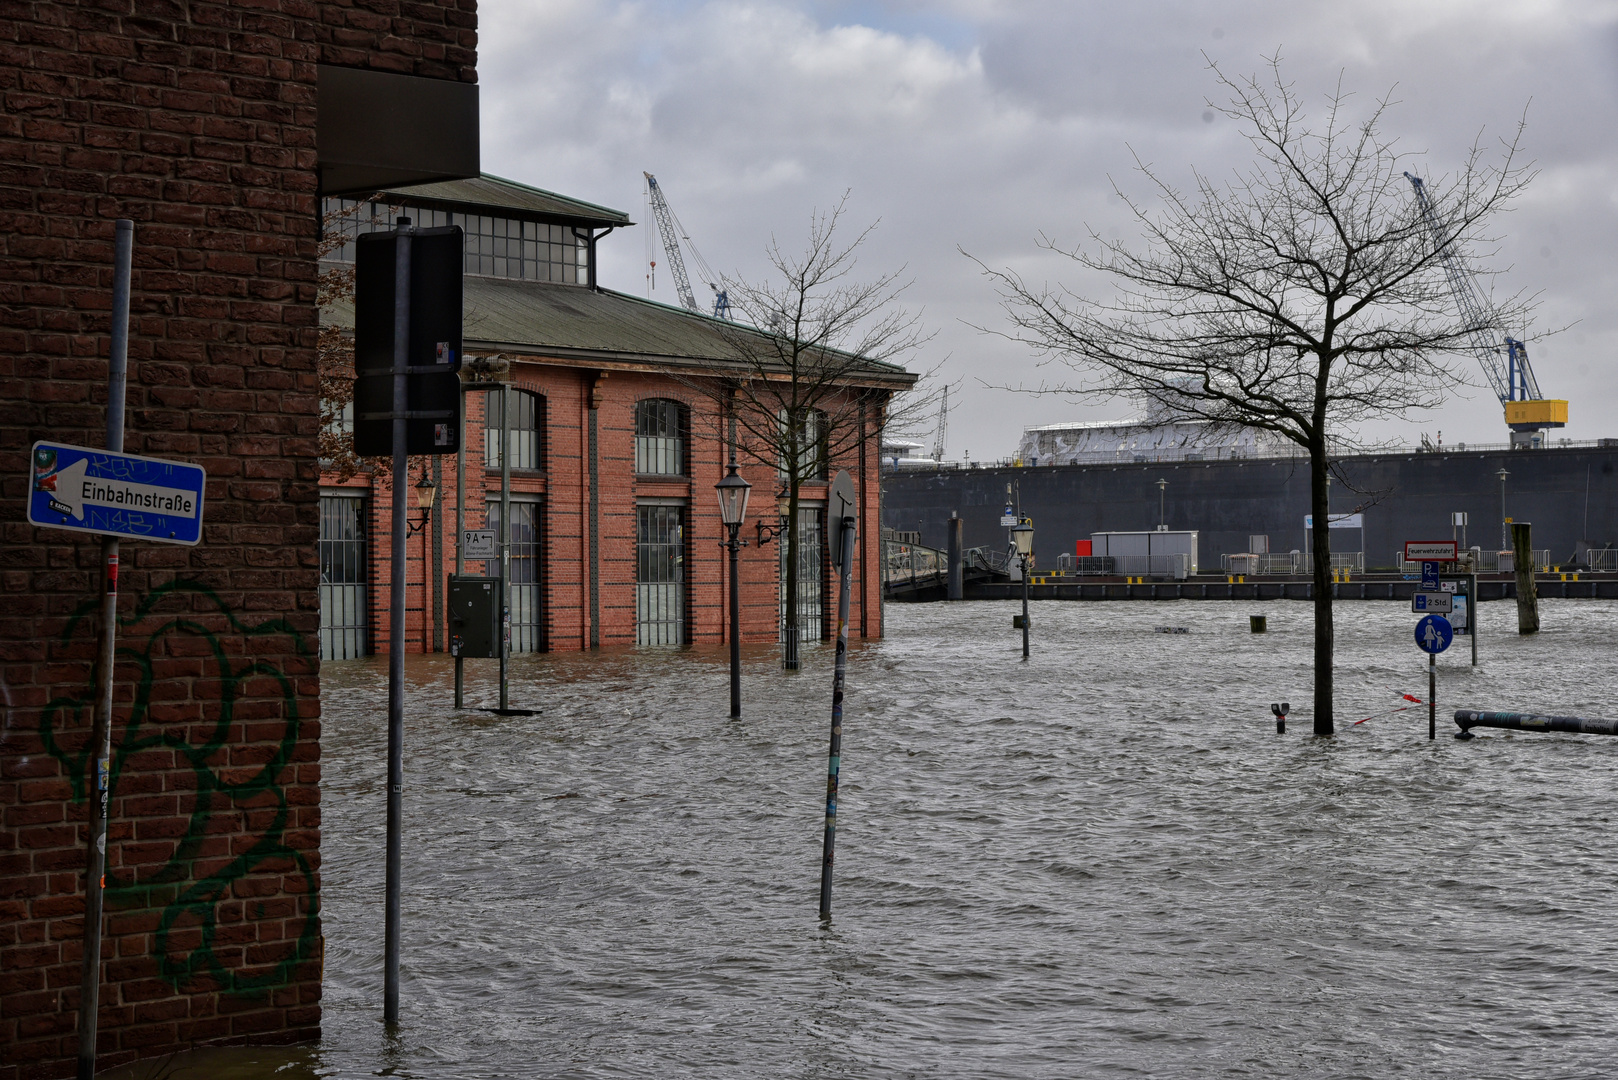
[
  {"xmin": 376, "ymin": 173, "xmax": 632, "ymax": 228},
  {"xmin": 326, "ymin": 276, "xmax": 917, "ymax": 388}
]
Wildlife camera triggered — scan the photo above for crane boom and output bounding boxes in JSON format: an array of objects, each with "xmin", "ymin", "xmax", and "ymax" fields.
[
  {"xmin": 644, "ymin": 172, "xmax": 698, "ymax": 312},
  {"xmin": 932, "ymin": 386, "xmax": 948, "ymax": 462},
  {"xmin": 1405, "ymin": 172, "xmax": 1564, "ymax": 443}
]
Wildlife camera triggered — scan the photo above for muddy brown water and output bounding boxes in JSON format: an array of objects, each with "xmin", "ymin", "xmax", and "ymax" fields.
[{"xmin": 107, "ymin": 600, "xmax": 1618, "ymax": 1078}]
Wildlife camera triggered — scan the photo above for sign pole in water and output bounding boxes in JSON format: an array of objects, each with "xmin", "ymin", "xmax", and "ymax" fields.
[
  {"xmin": 1414, "ymin": 614, "xmax": 1453, "ymax": 741},
  {"xmin": 820, "ymin": 471, "xmax": 858, "ymax": 918},
  {"xmin": 383, "ymin": 218, "xmax": 410, "ymax": 1028}
]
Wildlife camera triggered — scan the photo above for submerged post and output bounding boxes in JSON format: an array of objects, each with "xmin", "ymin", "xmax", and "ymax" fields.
[
  {"xmin": 820, "ymin": 471, "xmax": 859, "ymax": 918},
  {"xmin": 1428, "ymin": 650, "xmax": 1436, "ymax": 740},
  {"xmin": 383, "ymin": 217, "xmax": 412, "ymax": 1027},
  {"xmin": 77, "ymin": 218, "xmax": 132, "ymax": 1080},
  {"xmin": 1511, "ymin": 521, "xmax": 1539, "ymax": 634},
  {"xmin": 947, "ymin": 515, "xmax": 963, "ymax": 601}
]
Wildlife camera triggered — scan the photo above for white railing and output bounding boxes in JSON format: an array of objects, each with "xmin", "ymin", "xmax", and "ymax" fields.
[
  {"xmin": 1054, "ymin": 553, "xmax": 1190, "ymax": 579},
  {"xmin": 1587, "ymin": 548, "xmax": 1618, "ymax": 572},
  {"xmin": 883, "ymin": 540, "xmax": 946, "ymax": 585},
  {"xmin": 1395, "ymin": 549, "xmax": 1549, "ymax": 573},
  {"xmin": 1221, "ymin": 552, "xmax": 1363, "ymax": 575}
]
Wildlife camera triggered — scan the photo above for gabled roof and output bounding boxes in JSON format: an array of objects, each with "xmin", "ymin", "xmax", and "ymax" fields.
[
  {"xmin": 374, "ymin": 173, "xmax": 632, "ymax": 229},
  {"xmin": 325, "ymin": 276, "xmax": 917, "ymax": 389}
]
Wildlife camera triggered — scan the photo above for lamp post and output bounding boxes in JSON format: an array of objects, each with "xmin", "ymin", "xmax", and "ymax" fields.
[
  {"xmin": 1156, "ymin": 478, "xmax": 1167, "ymax": 531},
  {"xmin": 716, "ymin": 466, "xmax": 752, "ymax": 717},
  {"xmin": 1497, "ymin": 467, "xmax": 1509, "ymax": 550},
  {"xmin": 1012, "ymin": 518, "xmax": 1034, "ymax": 658},
  {"xmin": 409, "ymin": 477, "xmax": 437, "ymax": 653}
]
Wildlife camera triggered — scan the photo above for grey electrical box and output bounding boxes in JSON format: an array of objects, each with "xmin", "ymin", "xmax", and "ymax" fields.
[{"xmin": 449, "ymin": 574, "xmax": 501, "ymax": 658}]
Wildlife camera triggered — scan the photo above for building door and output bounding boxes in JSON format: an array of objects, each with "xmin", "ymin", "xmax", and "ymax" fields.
[
  {"xmin": 319, "ymin": 494, "xmax": 369, "ymax": 660},
  {"xmin": 636, "ymin": 504, "xmax": 685, "ymax": 645},
  {"xmin": 780, "ymin": 508, "xmax": 824, "ymax": 642},
  {"xmin": 486, "ymin": 499, "xmax": 543, "ymax": 652}
]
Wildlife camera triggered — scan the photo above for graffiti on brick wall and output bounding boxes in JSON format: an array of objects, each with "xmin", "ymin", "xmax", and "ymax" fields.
[{"xmin": 39, "ymin": 579, "xmax": 319, "ymax": 996}]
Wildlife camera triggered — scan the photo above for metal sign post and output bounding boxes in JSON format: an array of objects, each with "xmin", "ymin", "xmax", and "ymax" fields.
[
  {"xmin": 1415, "ymin": 614, "xmax": 1453, "ymax": 740},
  {"xmin": 820, "ymin": 470, "xmax": 858, "ymax": 918},
  {"xmin": 383, "ymin": 219, "xmax": 411, "ymax": 1028},
  {"xmin": 73, "ymin": 217, "xmax": 132, "ymax": 1080}
]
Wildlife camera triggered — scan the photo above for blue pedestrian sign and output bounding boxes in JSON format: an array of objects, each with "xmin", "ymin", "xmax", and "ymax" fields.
[
  {"xmin": 28, "ymin": 441, "xmax": 206, "ymax": 546},
  {"xmin": 1414, "ymin": 614, "xmax": 1453, "ymax": 655},
  {"xmin": 1421, "ymin": 560, "xmax": 1440, "ymax": 589}
]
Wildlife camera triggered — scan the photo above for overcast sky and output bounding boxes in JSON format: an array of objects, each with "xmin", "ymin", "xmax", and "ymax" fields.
[{"xmin": 476, "ymin": 0, "xmax": 1618, "ymax": 459}]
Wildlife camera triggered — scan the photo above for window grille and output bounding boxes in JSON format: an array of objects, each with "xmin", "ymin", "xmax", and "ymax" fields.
[
  {"xmin": 319, "ymin": 495, "xmax": 369, "ymax": 659},
  {"xmin": 320, "ymin": 197, "xmax": 589, "ymax": 284},
  {"xmin": 636, "ymin": 505, "xmax": 686, "ymax": 646},
  {"xmin": 485, "ymin": 390, "xmax": 544, "ymax": 471},
  {"xmin": 486, "ymin": 499, "xmax": 544, "ymax": 653},
  {"xmin": 635, "ymin": 399, "xmax": 686, "ymax": 476},
  {"xmin": 779, "ymin": 508, "xmax": 824, "ymax": 642}
]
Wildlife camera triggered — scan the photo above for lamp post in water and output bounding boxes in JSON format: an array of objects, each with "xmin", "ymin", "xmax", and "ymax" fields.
[
  {"xmin": 715, "ymin": 466, "xmax": 751, "ymax": 717},
  {"xmin": 1497, "ymin": 467, "xmax": 1510, "ymax": 550},
  {"xmin": 1012, "ymin": 518, "xmax": 1034, "ymax": 658}
]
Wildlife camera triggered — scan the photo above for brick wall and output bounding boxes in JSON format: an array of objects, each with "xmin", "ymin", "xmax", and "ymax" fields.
[{"xmin": 0, "ymin": 2, "xmax": 476, "ymax": 1076}]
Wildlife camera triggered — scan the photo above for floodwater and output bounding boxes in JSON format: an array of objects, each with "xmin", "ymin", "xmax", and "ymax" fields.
[{"xmin": 112, "ymin": 599, "xmax": 1618, "ymax": 1079}]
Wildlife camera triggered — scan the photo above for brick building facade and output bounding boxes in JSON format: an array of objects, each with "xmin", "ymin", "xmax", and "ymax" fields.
[
  {"xmin": 2, "ymin": 2, "xmax": 479, "ymax": 1076},
  {"xmin": 317, "ymin": 177, "xmax": 913, "ymax": 661}
]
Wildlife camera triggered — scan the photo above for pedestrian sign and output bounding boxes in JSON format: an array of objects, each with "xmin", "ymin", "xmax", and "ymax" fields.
[
  {"xmin": 1415, "ymin": 614, "xmax": 1453, "ymax": 654},
  {"xmin": 28, "ymin": 441, "xmax": 205, "ymax": 546}
]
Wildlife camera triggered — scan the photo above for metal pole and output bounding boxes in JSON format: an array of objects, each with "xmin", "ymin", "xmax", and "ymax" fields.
[
  {"xmin": 454, "ymin": 402, "xmax": 465, "ymax": 709},
  {"xmin": 1428, "ymin": 649, "xmax": 1436, "ymax": 740},
  {"xmin": 729, "ymin": 524, "xmax": 741, "ymax": 718},
  {"xmin": 1021, "ymin": 554, "xmax": 1030, "ymax": 659},
  {"xmin": 819, "ymin": 516, "xmax": 856, "ymax": 918},
  {"xmin": 1471, "ymin": 573, "xmax": 1478, "ymax": 667},
  {"xmin": 77, "ymin": 217, "xmax": 132, "ymax": 1080},
  {"xmin": 499, "ymin": 380, "xmax": 511, "ymax": 712},
  {"xmin": 383, "ymin": 218, "xmax": 411, "ymax": 1028},
  {"xmin": 431, "ymin": 456, "xmax": 443, "ymax": 653}
]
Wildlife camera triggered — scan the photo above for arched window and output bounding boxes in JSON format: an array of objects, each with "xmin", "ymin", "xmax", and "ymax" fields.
[
  {"xmin": 486, "ymin": 389, "xmax": 545, "ymax": 470},
  {"xmin": 635, "ymin": 399, "xmax": 687, "ymax": 476}
]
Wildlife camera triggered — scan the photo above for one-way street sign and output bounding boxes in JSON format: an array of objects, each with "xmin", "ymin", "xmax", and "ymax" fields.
[{"xmin": 29, "ymin": 441, "xmax": 206, "ymax": 546}]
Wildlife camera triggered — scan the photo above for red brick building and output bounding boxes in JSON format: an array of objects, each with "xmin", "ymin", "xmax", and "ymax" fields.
[
  {"xmin": 318, "ymin": 176, "xmax": 916, "ymax": 660},
  {"xmin": 2, "ymin": 2, "xmax": 479, "ymax": 1076}
]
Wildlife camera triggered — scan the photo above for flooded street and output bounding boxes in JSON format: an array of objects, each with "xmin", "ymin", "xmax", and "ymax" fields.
[{"xmin": 143, "ymin": 599, "xmax": 1618, "ymax": 1078}]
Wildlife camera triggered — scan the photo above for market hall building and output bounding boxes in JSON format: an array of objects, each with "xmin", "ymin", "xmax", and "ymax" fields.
[{"xmin": 317, "ymin": 175, "xmax": 915, "ymax": 660}]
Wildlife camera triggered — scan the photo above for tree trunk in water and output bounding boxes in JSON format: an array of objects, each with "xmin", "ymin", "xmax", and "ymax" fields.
[
  {"xmin": 1310, "ymin": 445, "xmax": 1334, "ymax": 735},
  {"xmin": 784, "ymin": 486, "xmax": 800, "ymax": 670}
]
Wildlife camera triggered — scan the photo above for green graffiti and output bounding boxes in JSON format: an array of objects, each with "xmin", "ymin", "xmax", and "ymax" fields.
[{"xmin": 39, "ymin": 579, "xmax": 320, "ymax": 997}]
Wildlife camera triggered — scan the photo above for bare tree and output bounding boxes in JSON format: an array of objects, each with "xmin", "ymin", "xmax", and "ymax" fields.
[
  {"xmin": 976, "ymin": 57, "xmax": 1535, "ymax": 733},
  {"xmin": 679, "ymin": 196, "xmax": 927, "ymax": 669}
]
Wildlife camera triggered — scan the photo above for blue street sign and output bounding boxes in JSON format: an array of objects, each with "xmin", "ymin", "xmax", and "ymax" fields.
[
  {"xmin": 1421, "ymin": 560, "xmax": 1440, "ymax": 589},
  {"xmin": 1415, "ymin": 614, "xmax": 1453, "ymax": 655},
  {"xmin": 28, "ymin": 441, "xmax": 206, "ymax": 546}
]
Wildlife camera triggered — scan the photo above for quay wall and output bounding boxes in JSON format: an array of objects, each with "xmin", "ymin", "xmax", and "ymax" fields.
[{"xmin": 882, "ymin": 448, "xmax": 1618, "ymax": 568}]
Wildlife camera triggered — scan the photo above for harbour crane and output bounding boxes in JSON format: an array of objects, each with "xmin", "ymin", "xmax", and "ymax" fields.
[
  {"xmin": 1404, "ymin": 171, "xmax": 1567, "ymax": 448},
  {"xmin": 932, "ymin": 386, "xmax": 948, "ymax": 462},
  {"xmin": 643, "ymin": 172, "xmax": 729, "ymax": 319}
]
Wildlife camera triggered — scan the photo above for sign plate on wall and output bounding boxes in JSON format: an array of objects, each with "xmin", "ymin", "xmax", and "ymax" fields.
[
  {"xmin": 28, "ymin": 441, "xmax": 205, "ymax": 546},
  {"xmin": 462, "ymin": 529, "xmax": 497, "ymax": 559}
]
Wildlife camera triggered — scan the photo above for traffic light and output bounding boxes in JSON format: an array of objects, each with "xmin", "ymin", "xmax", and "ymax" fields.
[{"xmin": 353, "ymin": 225, "xmax": 463, "ymax": 456}]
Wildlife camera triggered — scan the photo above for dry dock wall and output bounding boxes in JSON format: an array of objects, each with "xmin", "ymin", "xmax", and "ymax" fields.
[{"xmin": 882, "ymin": 448, "xmax": 1618, "ymax": 568}]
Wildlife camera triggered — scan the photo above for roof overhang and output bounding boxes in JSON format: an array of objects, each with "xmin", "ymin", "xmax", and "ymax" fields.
[{"xmin": 317, "ymin": 66, "xmax": 480, "ymax": 196}]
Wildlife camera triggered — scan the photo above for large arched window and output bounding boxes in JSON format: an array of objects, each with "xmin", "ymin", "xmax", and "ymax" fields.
[
  {"xmin": 486, "ymin": 389, "xmax": 545, "ymax": 470},
  {"xmin": 635, "ymin": 399, "xmax": 687, "ymax": 476}
]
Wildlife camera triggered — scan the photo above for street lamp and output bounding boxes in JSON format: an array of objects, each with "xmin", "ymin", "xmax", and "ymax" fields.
[
  {"xmin": 1496, "ymin": 467, "xmax": 1509, "ymax": 550},
  {"xmin": 716, "ymin": 466, "xmax": 752, "ymax": 717},
  {"xmin": 1011, "ymin": 518, "xmax": 1034, "ymax": 659},
  {"xmin": 408, "ymin": 475, "xmax": 437, "ymax": 534},
  {"xmin": 1156, "ymin": 478, "xmax": 1168, "ymax": 531},
  {"xmin": 409, "ymin": 476, "xmax": 437, "ymax": 653}
]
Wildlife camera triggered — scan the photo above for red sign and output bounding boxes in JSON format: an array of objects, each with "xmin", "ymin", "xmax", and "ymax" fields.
[{"xmin": 1404, "ymin": 540, "xmax": 1459, "ymax": 562}]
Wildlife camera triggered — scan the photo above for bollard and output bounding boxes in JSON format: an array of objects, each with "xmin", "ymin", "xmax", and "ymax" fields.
[
  {"xmin": 1511, "ymin": 522, "xmax": 1539, "ymax": 635},
  {"xmin": 1250, "ymin": 615, "xmax": 1267, "ymax": 633},
  {"xmin": 1454, "ymin": 710, "xmax": 1618, "ymax": 739},
  {"xmin": 1271, "ymin": 701, "xmax": 1289, "ymax": 733}
]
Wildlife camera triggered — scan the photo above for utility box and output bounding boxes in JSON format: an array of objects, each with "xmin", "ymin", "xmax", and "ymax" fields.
[
  {"xmin": 1091, "ymin": 530, "xmax": 1199, "ymax": 576},
  {"xmin": 448, "ymin": 574, "xmax": 501, "ymax": 658}
]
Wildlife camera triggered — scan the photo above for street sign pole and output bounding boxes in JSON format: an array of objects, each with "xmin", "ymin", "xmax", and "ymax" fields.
[
  {"xmin": 454, "ymin": 406, "xmax": 465, "ymax": 709},
  {"xmin": 76, "ymin": 218, "xmax": 132, "ymax": 1080},
  {"xmin": 383, "ymin": 218, "xmax": 411, "ymax": 1028},
  {"xmin": 1414, "ymin": 614, "xmax": 1453, "ymax": 742},
  {"xmin": 820, "ymin": 471, "xmax": 859, "ymax": 918},
  {"xmin": 1429, "ymin": 649, "xmax": 1436, "ymax": 740}
]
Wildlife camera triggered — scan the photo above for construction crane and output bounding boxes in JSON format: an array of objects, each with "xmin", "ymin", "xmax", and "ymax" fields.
[
  {"xmin": 1404, "ymin": 171, "xmax": 1567, "ymax": 448},
  {"xmin": 932, "ymin": 386, "xmax": 948, "ymax": 462},
  {"xmin": 643, "ymin": 172, "xmax": 729, "ymax": 319}
]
